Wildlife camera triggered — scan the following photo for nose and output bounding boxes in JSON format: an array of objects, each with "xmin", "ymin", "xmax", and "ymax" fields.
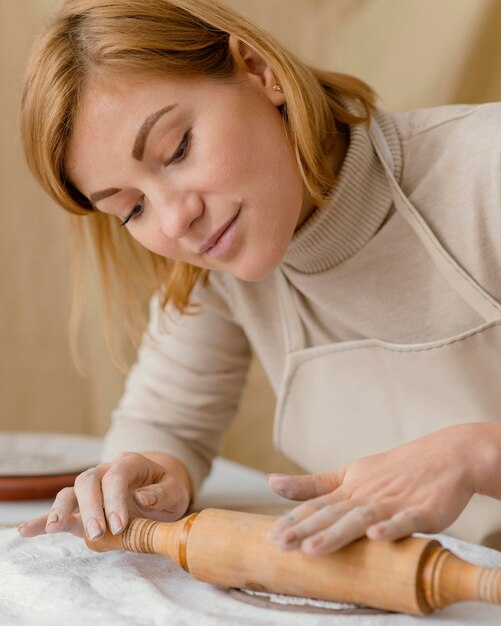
[{"xmin": 153, "ymin": 189, "xmax": 204, "ymax": 240}]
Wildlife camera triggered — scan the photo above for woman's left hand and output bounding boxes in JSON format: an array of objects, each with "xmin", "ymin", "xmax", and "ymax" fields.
[{"xmin": 267, "ymin": 424, "xmax": 477, "ymax": 556}]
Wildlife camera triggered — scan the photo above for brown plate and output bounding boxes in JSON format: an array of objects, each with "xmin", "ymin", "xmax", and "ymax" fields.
[{"xmin": 0, "ymin": 473, "xmax": 80, "ymax": 501}]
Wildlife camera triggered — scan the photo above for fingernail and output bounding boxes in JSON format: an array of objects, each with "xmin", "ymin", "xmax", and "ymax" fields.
[
  {"xmin": 47, "ymin": 513, "xmax": 59, "ymax": 526},
  {"xmin": 311, "ymin": 536, "xmax": 324, "ymax": 547},
  {"xmin": 108, "ymin": 512, "xmax": 123, "ymax": 536},
  {"xmin": 86, "ymin": 518, "xmax": 104, "ymax": 541},
  {"xmin": 17, "ymin": 523, "xmax": 27, "ymax": 533},
  {"xmin": 283, "ymin": 529, "xmax": 297, "ymax": 544},
  {"xmin": 134, "ymin": 491, "xmax": 157, "ymax": 507},
  {"xmin": 303, "ymin": 535, "xmax": 325, "ymax": 553},
  {"xmin": 369, "ymin": 524, "xmax": 386, "ymax": 538}
]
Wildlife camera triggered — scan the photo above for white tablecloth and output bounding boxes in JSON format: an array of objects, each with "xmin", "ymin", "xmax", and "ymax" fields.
[{"xmin": 1, "ymin": 457, "xmax": 501, "ymax": 625}]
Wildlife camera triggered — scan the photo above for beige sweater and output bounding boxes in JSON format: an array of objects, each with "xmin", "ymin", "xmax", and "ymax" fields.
[{"xmin": 102, "ymin": 102, "xmax": 501, "ymax": 493}]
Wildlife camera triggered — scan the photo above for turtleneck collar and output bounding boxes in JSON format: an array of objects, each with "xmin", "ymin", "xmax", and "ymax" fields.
[{"xmin": 281, "ymin": 107, "xmax": 402, "ymax": 274}]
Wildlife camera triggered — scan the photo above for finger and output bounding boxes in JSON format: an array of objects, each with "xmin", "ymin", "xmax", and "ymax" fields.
[
  {"xmin": 17, "ymin": 514, "xmax": 50, "ymax": 538},
  {"xmin": 100, "ymin": 452, "xmax": 164, "ymax": 534},
  {"xmin": 268, "ymin": 492, "xmax": 343, "ymax": 543},
  {"xmin": 131, "ymin": 475, "xmax": 189, "ymax": 522},
  {"xmin": 101, "ymin": 453, "xmax": 188, "ymax": 533},
  {"xmin": 269, "ymin": 502, "xmax": 351, "ymax": 550},
  {"xmin": 18, "ymin": 501, "xmax": 83, "ymax": 539},
  {"xmin": 44, "ymin": 486, "xmax": 80, "ymax": 534},
  {"xmin": 73, "ymin": 466, "xmax": 109, "ymax": 540},
  {"xmin": 46, "ymin": 512, "xmax": 84, "ymax": 538},
  {"xmin": 267, "ymin": 470, "xmax": 344, "ymax": 501},
  {"xmin": 366, "ymin": 507, "xmax": 430, "ymax": 541},
  {"xmin": 18, "ymin": 487, "xmax": 81, "ymax": 537},
  {"xmin": 59, "ymin": 513, "xmax": 85, "ymax": 538},
  {"xmin": 301, "ymin": 502, "xmax": 394, "ymax": 556},
  {"xmin": 268, "ymin": 488, "xmax": 347, "ymax": 538}
]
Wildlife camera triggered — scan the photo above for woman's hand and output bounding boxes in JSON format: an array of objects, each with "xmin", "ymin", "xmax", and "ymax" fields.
[
  {"xmin": 17, "ymin": 451, "xmax": 191, "ymax": 541},
  {"xmin": 267, "ymin": 425, "xmax": 477, "ymax": 556}
]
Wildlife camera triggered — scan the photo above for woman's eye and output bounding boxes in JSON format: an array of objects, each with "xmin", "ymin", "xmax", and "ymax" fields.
[
  {"xmin": 118, "ymin": 132, "xmax": 191, "ymax": 227},
  {"xmin": 166, "ymin": 131, "xmax": 192, "ymax": 166},
  {"xmin": 120, "ymin": 197, "xmax": 144, "ymax": 227}
]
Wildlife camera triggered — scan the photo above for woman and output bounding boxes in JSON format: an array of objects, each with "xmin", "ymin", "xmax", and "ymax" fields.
[{"xmin": 18, "ymin": 0, "xmax": 501, "ymax": 555}]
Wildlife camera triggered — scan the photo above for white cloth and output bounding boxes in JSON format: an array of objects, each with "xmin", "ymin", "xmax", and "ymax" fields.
[{"xmin": 1, "ymin": 458, "xmax": 501, "ymax": 625}]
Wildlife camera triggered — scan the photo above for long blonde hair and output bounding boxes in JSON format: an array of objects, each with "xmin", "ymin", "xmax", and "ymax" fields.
[{"xmin": 21, "ymin": 0, "xmax": 376, "ymax": 369}]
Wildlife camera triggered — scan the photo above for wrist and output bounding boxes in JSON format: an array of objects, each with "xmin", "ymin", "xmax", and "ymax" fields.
[{"xmin": 457, "ymin": 423, "xmax": 501, "ymax": 499}]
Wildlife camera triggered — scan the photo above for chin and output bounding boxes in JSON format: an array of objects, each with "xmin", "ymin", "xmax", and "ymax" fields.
[{"xmin": 231, "ymin": 253, "xmax": 283, "ymax": 283}]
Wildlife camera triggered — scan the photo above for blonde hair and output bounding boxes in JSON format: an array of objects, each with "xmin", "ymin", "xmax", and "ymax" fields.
[{"xmin": 21, "ymin": 0, "xmax": 376, "ymax": 369}]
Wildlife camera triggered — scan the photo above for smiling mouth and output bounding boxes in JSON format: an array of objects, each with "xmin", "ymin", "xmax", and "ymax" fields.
[{"xmin": 199, "ymin": 209, "xmax": 241, "ymax": 255}]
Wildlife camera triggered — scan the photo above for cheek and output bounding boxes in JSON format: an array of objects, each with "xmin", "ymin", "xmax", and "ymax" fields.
[
  {"xmin": 197, "ymin": 127, "xmax": 254, "ymax": 192},
  {"xmin": 204, "ymin": 123, "xmax": 303, "ymax": 208},
  {"xmin": 127, "ymin": 223, "xmax": 182, "ymax": 259},
  {"xmin": 199, "ymin": 97, "xmax": 301, "ymax": 193}
]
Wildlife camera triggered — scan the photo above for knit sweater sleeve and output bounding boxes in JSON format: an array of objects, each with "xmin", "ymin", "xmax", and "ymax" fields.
[{"xmin": 100, "ymin": 275, "xmax": 252, "ymax": 494}]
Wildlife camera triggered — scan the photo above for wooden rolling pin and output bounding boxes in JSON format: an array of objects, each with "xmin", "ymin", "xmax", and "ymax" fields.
[{"xmin": 85, "ymin": 508, "xmax": 501, "ymax": 615}]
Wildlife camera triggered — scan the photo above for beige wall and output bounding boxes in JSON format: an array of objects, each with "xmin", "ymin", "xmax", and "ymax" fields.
[{"xmin": 2, "ymin": 0, "xmax": 500, "ymax": 474}]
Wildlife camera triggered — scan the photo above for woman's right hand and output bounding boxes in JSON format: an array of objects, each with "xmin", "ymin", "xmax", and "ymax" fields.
[{"xmin": 17, "ymin": 451, "xmax": 192, "ymax": 541}]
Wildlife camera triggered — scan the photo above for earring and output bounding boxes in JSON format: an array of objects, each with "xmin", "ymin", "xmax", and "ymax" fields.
[{"xmin": 273, "ymin": 83, "xmax": 283, "ymax": 92}]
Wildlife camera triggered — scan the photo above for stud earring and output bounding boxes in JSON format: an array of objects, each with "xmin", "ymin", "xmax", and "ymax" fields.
[{"xmin": 272, "ymin": 83, "xmax": 283, "ymax": 92}]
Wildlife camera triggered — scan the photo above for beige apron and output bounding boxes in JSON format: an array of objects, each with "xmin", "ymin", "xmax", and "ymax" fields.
[{"xmin": 273, "ymin": 119, "xmax": 501, "ymax": 546}]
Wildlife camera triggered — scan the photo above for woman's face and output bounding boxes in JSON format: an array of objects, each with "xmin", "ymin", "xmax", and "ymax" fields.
[{"xmin": 66, "ymin": 43, "xmax": 313, "ymax": 282}]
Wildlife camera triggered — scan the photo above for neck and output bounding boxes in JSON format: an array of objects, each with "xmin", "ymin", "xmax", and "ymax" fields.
[{"xmin": 296, "ymin": 123, "xmax": 350, "ymax": 231}]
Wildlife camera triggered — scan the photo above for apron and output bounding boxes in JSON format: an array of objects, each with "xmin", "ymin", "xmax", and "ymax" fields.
[{"xmin": 273, "ymin": 119, "xmax": 501, "ymax": 547}]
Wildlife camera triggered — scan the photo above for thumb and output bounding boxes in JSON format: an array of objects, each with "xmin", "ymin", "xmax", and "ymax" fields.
[
  {"xmin": 133, "ymin": 477, "xmax": 189, "ymax": 521},
  {"xmin": 266, "ymin": 469, "xmax": 344, "ymax": 501}
]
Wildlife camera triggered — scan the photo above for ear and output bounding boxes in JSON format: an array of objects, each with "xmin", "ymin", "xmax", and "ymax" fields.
[{"xmin": 228, "ymin": 34, "xmax": 285, "ymax": 106}]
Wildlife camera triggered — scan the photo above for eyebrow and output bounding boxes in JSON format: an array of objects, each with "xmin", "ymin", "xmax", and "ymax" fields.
[
  {"xmin": 89, "ymin": 188, "xmax": 121, "ymax": 204},
  {"xmin": 132, "ymin": 103, "xmax": 178, "ymax": 161},
  {"xmin": 88, "ymin": 103, "xmax": 178, "ymax": 206}
]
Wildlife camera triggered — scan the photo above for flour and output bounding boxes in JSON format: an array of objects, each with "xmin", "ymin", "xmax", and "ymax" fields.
[{"xmin": 242, "ymin": 589, "xmax": 360, "ymax": 610}]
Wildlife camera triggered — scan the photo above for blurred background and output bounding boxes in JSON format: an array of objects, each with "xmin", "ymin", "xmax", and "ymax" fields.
[{"xmin": 1, "ymin": 0, "xmax": 500, "ymax": 476}]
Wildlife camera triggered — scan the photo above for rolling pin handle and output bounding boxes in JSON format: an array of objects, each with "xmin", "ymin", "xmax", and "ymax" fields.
[{"xmin": 422, "ymin": 544, "xmax": 501, "ymax": 608}]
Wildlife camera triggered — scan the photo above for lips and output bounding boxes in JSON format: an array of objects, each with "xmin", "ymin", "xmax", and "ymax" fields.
[{"xmin": 198, "ymin": 210, "xmax": 240, "ymax": 255}]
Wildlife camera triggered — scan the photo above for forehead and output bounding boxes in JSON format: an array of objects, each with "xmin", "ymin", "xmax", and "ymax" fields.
[
  {"xmin": 69, "ymin": 71, "xmax": 240, "ymax": 152},
  {"xmin": 66, "ymin": 74, "xmax": 208, "ymax": 175},
  {"xmin": 75, "ymin": 73, "xmax": 203, "ymax": 127}
]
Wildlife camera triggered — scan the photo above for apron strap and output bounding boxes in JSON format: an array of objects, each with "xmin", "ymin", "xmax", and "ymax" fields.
[
  {"xmin": 369, "ymin": 119, "xmax": 501, "ymax": 323},
  {"xmin": 275, "ymin": 269, "xmax": 306, "ymax": 353}
]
